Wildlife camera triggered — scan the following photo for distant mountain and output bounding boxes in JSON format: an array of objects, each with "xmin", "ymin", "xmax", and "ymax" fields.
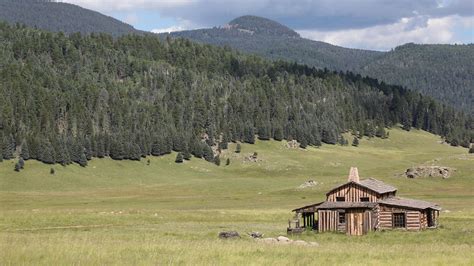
[
  {"xmin": 0, "ymin": 0, "xmax": 141, "ymax": 36},
  {"xmin": 167, "ymin": 15, "xmax": 383, "ymax": 71},
  {"xmin": 165, "ymin": 16, "xmax": 474, "ymax": 114}
]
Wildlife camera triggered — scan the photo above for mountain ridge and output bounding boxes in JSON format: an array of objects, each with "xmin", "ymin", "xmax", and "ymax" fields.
[
  {"xmin": 0, "ymin": 0, "xmax": 142, "ymax": 36},
  {"xmin": 165, "ymin": 15, "xmax": 473, "ymax": 114}
]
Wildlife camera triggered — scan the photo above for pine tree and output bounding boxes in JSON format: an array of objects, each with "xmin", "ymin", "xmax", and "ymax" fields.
[
  {"xmin": 50, "ymin": 168, "xmax": 55, "ymax": 175},
  {"xmin": 235, "ymin": 143, "xmax": 241, "ymax": 153},
  {"xmin": 375, "ymin": 127, "xmax": 387, "ymax": 138},
  {"xmin": 14, "ymin": 162, "xmax": 21, "ymax": 172},
  {"xmin": 78, "ymin": 153, "xmax": 88, "ymax": 167},
  {"xmin": 20, "ymin": 140, "xmax": 30, "ymax": 160},
  {"xmin": 19, "ymin": 157, "xmax": 25, "ymax": 169},
  {"xmin": 299, "ymin": 138, "xmax": 308, "ymax": 149},
  {"xmin": 183, "ymin": 150, "xmax": 192, "ymax": 160},
  {"xmin": 338, "ymin": 136, "xmax": 346, "ymax": 146},
  {"xmin": 352, "ymin": 137, "xmax": 359, "ymax": 147},
  {"xmin": 202, "ymin": 144, "xmax": 214, "ymax": 162},
  {"xmin": 226, "ymin": 158, "xmax": 230, "ymax": 166},
  {"xmin": 175, "ymin": 152, "xmax": 184, "ymax": 163},
  {"xmin": 39, "ymin": 139, "xmax": 55, "ymax": 164}
]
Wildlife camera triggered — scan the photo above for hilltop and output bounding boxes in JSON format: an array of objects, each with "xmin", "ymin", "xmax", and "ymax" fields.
[{"xmin": 0, "ymin": 0, "xmax": 141, "ymax": 36}]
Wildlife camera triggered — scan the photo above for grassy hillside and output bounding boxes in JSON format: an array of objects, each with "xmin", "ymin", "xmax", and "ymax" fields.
[{"xmin": 1, "ymin": 128, "xmax": 473, "ymax": 265}]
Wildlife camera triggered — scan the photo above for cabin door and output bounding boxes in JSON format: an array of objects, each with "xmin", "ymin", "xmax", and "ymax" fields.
[
  {"xmin": 346, "ymin": 209, "xmax": 364, "ymax": 236},
  {"xmin": 427, "ymin": 210, "xmax": 434, "ymax": 227}
]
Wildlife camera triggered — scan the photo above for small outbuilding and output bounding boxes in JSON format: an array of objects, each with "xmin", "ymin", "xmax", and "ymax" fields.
[{"xmin": 289, "ymin": 167, "xmax": 440, "ymax": 236}]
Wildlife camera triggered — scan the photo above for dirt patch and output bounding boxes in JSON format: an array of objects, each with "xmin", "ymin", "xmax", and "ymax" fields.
[{"xmin": 297, "ymin": 180, "xmax": 318, "ymax": 189}]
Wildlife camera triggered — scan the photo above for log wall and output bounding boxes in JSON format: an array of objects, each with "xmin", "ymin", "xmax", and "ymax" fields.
[
  {"xmin": 318, "ymin": 210, "xmax": 339, "ymax": 232},
  {"xmin": 327, "ymin": 183, "xmax": 380, "ymax": 202},
  {"xmin": 378, "ymin": 205, "xmax": 422, "ymax": 230}
]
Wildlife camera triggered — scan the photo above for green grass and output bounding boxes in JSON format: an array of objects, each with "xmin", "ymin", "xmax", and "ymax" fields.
[{"xmin": 1, "ymin": 128, "xmax": 473, "ymax": 265}]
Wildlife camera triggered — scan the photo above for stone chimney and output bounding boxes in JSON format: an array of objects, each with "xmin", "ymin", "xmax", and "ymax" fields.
[{"xmin": 348, "ymin": 167, "xmax": 360, "ymax": 183}]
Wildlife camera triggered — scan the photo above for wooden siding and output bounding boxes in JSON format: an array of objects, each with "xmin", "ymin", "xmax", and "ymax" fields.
[
  {"xmin": 378, "ymin": 205, "xmax": 422, "ymax": 230},
  {"xmin": 327, "ymin": 183, "xmax": 379, "ymax": 202},
  {"xmin": 345, "ymin": 209, "xmax": 373, "ymax": 236},
  {"xmin": 318, "ymin": 210, "xmax": 339, "ymax": 232}
]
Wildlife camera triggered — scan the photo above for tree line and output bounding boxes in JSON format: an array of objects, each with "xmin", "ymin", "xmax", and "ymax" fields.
[{"xmin": 0, "ymin": 23, "xmax": 472, "ymax": 166}]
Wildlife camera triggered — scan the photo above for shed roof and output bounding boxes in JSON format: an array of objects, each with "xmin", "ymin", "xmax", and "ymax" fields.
[
  {"xmin": 293, "ymin": 201, "xmax": 376, "ymax": 212},
  {"xmin": 378, "ymin": 197, "xmax": 441, "ymax": 210},
  {"xmin": 326, "ymin": 178, "xmax": 397, "ymax": 196}
]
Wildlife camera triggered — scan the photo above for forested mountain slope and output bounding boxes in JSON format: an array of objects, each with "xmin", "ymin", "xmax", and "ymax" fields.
[
  {"xmin": 167, "ymin": 15, "xmax": 383, "ymax": 72},
  {"xmin": 359, "ymin": 43, "xmax": 474, "ymax": 113},
  {"xmin": 0, "ymin": 23, "xmax": 471, "ymax": 166},
  {"xmin": 0, "ymin": 0, "xmax": 140, "ymax": 36},
  {"xmin": 166, "ymin": 16, "xmax": 474, "ymax": 114},
  {"xmin": 1, "ymin": 0, "xmax": 471, "ymax": 114}
]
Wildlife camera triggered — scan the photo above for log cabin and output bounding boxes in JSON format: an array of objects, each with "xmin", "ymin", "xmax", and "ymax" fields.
[{"xmin": 289, "ymin": 167, "xmax": 441, "ymax": 236}]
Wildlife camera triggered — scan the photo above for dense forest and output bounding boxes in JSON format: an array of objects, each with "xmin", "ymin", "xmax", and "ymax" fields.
[
  {"xmin": 1, "ymin": 2, "xmax": 472, "ymax": 114},
  {"xmin": 0, "ymin": 0, "xmax": 141, "ymax": 37},
  {"xmin": 166, "ymin": 16, "xmax": 474, "ymax": 114},
  {"xmin": 359, "ymin": 43, "xmax": 474, "ymax": 113},
  {"xmin": 0, "ymin": 23, "xmax": 472, "ymax": 166}
]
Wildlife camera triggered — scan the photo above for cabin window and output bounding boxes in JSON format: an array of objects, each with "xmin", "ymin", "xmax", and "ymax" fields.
[
  {"xmin": 393, "ymin": 213, "xmax": 406, "ymax": 228},
  {"xmin": 360, "ymin": 197, "xmax": 370, "ymax": 202},
  {"xmin": 338, "ymin": 212, "xmax": 345, "ymax": 224},
  {"xmin": 336, "ymin": 197, "xmax": 345, "ymax": 202}
]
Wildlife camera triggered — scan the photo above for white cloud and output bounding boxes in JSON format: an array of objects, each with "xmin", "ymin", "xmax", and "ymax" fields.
[
  {"xmin": 298, "ymin": 15, "xmax": 473, "ymax": 51},
  {"xmin": 151, "ymin": 26, "xmax": 186, "ymax": 33},
  {"xmin": 123, "ymin": 13, "xmax": 139, "ymax": 25},
  {"xmin": 61, "ymin": 0, "xmax": 192, "ymax": 12}
]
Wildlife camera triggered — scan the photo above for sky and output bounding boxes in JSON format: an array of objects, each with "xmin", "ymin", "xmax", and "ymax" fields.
[{"xmin": 62, "ymin": 0, "xmax": 473, "ymax": 51}]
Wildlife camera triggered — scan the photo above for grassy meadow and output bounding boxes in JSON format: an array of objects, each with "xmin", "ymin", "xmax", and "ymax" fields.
[{"xmin": 1, "ymin": 128, "xmax": 473, "ymax": 265}]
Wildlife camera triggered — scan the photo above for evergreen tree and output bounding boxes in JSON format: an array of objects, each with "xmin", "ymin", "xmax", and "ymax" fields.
[
  {"xmin": 235, "ymin": 143, "xmax": 241, "ymax": 153},
  {"xmin": 50, "ymin": 168, "xmax": 55, "ymax": 175},
  {"xmin": 202, "ymin": 144, "xmax": 214, "ymax": 162},
  {"xmin": 183, "ymin": 150, "xmax": 192, "ymax": 160},
  {"xmin": 78, "ymin": 153, "xmax": 88, "ymax": 167},
  {"xmin": 20, "ymin": 140, "xmax": 30, "ymax": 160},
  {"xmin": 375, "ymin": 127, "xmax": 387, "ymax": 138},
  {"xmin": 39, "ymin": 139, "xmax": 55, "ymax": 164},
  {"xmin": 299, "ymin": 138, "xmax": 308, "ymax": 149},
  {"xmin": 14, "ymin": 162, "xmax": 21, "ymax": 172},
  {"xmin": 175, "ymin": 152, "xmax": 184, "ymax": 163},
  {"xmin": 226, "ymin": 158, "xmax": 230, "ymax": 166},
  {"xmin": 352, "ymin": 137, "xmax": 359, "ymax": 147},
  {"xmin": 19, "ymin": 157, "xmax": 25, "ymax": 169},
  {"xmin": 214, "ymin": 156, "xmax": 221, "ymax": 166}
]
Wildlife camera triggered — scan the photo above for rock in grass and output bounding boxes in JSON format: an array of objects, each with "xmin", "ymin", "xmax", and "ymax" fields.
[
  {"xmin": 259, "ymin": 237, "xmax": 278, "ymax": 243},
  {"xmin": 293, "ymin": 240, "xmax": 308, "ymax": 245},
  {"xmin": 219, "ymin": 231, "xmax": 240, "ymax": 239},
  {"xmin": 277, "ymin": 236, "xmax": 290, "ymax": 242}
]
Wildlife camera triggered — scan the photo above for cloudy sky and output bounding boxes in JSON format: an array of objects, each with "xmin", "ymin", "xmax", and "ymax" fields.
[{"xmin": 62, "ymin": 0, "xmax": 473, "ymax": 51}]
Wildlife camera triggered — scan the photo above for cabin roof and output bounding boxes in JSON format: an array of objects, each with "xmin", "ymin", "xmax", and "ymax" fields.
[
  {"xmin": 326, "ymin": 178, "xmax": 397, "ymax": 196},
  {"xmin": 378, "ymin": 197, "xmax": 441, "ymax": 210},
  {"xmin": 316, "ymin": 201, "xmax": 377, "ymax": 209},
  {"xmin": 293, "ymin": 201, "xmax": 376, "ymax": 212}
]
